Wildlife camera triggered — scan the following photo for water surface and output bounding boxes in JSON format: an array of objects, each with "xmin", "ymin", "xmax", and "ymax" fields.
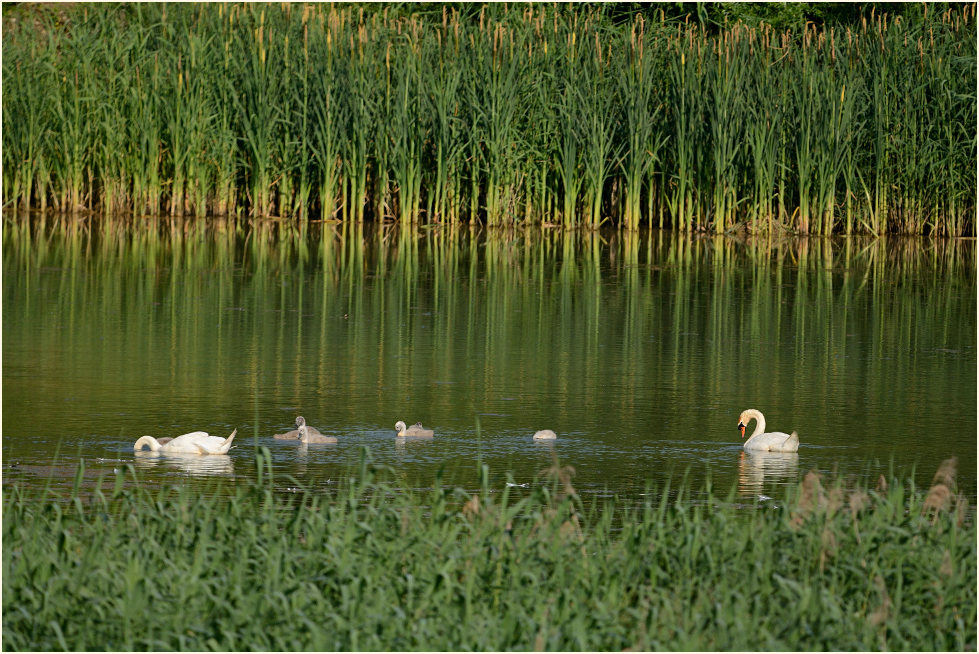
[{"xmin": 3, "ymin": 218, "xmax": 975, "ymax": 506}]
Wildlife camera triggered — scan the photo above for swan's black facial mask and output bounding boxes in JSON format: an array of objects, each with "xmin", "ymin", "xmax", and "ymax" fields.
[{"xmin": 738, "ymin": 422, "xmax": 746, "ymax": 438}]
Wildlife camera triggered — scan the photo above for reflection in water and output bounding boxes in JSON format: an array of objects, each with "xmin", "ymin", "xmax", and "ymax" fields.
[
  {"xmin": 134, "ymin": 452, "xmax": 235, "ymax": 478},
  {"xmin": 296, "ymin": 440, "xmax": 339, "ymax": 456},
  {"xmin": 394, "ymin": 436, "xmax": 434, "ymax": 458},
  {"xmin": 737, "ymin": 450, "xmax": 799, "ymax": 498},
  {"xmin": 2, "ymin": 220, "xmax": 975, "ymax": 501}
]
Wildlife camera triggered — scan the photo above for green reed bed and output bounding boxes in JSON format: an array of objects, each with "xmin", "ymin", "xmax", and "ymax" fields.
[
  {"xmin": 3, "ymin": 450, "xmax": 975, "ymax": 651},
  {"xmin": 2, "ymin": 3, "xmax": 974, "ymax": 235}
]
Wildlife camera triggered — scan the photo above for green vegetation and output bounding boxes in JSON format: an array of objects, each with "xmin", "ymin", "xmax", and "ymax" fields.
[
  {"xmin": 3, "ymin": 450, "xmax": 975, "ymax": 650},
  {"xmin": 3, "ymin": 221, "xmax": 976, "ymax": 498},
  {"xmin": 2, "ymin": 3, "xmax": 975, "ymax": 234}
]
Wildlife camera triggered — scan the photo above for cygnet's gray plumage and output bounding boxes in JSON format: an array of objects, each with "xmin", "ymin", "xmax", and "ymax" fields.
[
  {"xmin": 395, "ymin": 420, "xmax": 434, "ymax": 438},
  {"xmin": 298, "ymin": 421, "xmax": 337, "ymax": 444},
  {"xmin": 273, "ymin": 416, "xmax": 326, "ymax": 440},
  {"xmin": 533, "ymin": 429, "xmax": 557, "ymax": 440}
]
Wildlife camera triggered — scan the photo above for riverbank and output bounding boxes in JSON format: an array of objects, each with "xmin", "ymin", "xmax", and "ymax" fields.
[{"xmin": 2, "ymin": 452, "xmax": 974, "ymax": 650}]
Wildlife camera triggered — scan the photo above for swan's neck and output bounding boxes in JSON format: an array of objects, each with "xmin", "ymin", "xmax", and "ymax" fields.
[
  {"xmin": 134, "ymin": 436, "xmax": 161, "ymax": 452},
  {"xmin": 745, "ymin": 411, "xmax": 766, "ymax": 440},
  {"xmin": 298, "ymin": 425, "xmax": 308, "ymax": 443}
]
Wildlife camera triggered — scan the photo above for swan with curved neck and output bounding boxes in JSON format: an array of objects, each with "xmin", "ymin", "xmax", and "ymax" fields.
[
  {"xmin": 737, "ymin": 409, "xmax": 799, "ymax": 452},
  {"xmin": 274, "ymin": 416, "xmax": 326, "ymax": 440},
  {"xmin": 533, "ymin": 429, "xmax": 557, "ymax": 440},
  {"xmin": 297, "ymin": 421, "xmax": 337, "ymax": 444},
  {"xmin": 134, "ymin": 429, "xmax": 237, "ymax": 455},
  {"xmin": 395, "ymin": 421, "xmax": 434, "ymax": 438}
]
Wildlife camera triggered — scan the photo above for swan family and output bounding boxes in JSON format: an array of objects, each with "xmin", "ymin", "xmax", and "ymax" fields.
[{"xmin": 131, "ymin": 408, "xmax": 802, "ymax": 456}]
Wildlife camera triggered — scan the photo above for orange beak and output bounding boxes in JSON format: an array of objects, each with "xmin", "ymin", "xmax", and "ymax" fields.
[{"xmin": 738, "ymin": 422, "xmax": 746, "ymax": 439}]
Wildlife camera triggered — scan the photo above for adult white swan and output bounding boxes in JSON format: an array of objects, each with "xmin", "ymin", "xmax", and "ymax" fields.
[
  {"xmin": 533, "ymin": 429, "xmax": 557, "ymax": 440},
  {"xmin": 737, "ymin": 409, "xmax": 799, "ymax": 452},
  {"xmin": 134, "ymin": 429, "xmax": 237, "ymax": 455},
  {"xmin": 395, "ymin": 421, "xmax": 434, "ymax": 438}
]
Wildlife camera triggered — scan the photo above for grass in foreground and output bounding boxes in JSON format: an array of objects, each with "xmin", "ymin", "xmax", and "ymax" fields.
[{"xmin": 2, "ymin": 451, "xmax": 975, "ymax": 651}]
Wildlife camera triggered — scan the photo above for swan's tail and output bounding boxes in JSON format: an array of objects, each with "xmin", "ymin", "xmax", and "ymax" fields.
[
  {"xmin": 219, "ymin": 428, "xmax": 237, "ymax": 453},
  {"xmin": 785, "ymin": 431, "xmax": 800, "ymax": 452},
  {"xmin": 195, "ymin": 429, "xmax": 237, "ymax": 455}
]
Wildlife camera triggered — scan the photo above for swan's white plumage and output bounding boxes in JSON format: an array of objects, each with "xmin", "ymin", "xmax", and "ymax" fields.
[
  {"xmin": 395, "ymin": 420, "xmax": 434, "ymax": 438},
  {"xmin": 737, "ymin": 409, "xmax": 799, "ymax": 453},
  {"xmin": 533, "ymin": 429, "xmax": 557, "ymax": 440},
  {"xmin": 134, "ymin": 429, "xmax": 237, "ymax": 455}
]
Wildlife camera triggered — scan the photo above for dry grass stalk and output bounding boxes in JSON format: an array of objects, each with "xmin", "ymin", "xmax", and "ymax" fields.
[
  {"xmin": 923, "ymin": 484, "xmax": 952, "ymax": 516},
  {"xmin": 954, "ymin": 494, "xmax": 968, "ymax": 527},
  {"xmin": 939, "ymin": 548, "xmax": 954, "ymax": 578},
  {"xmin": 849, "ymin": 489, "xmax": 869, "ymax": 516},
  {"xmin": 533, "ymin": 604, "xmax": 550, "ymax": 651},
  {"xmin": 827, "ymin": 486, "xmax": 844, "ymax": 515},
  {"xmin": 922, "ymin": 457, "xmax": 957, "ymax": 521},
  {"xmin": 400, "ymin": 507, "xmax": 411, "ymax": 535},
  {"xmin": 819, "ymin": 527, "xmax": 837, "ymax": 572},
  {"xmin": 559, "ymin": 517, "xmax": 583, "ymax": 542},
  {"xmin": 462, "ymin": 494, "xmax": 480, "ymax": 518},
  {"xmin": 931, "ymin": 457, "xmax": 957, "ymax": 488},
  {"xmin": 541, "ymin": 451, "xmax": 577, "ymax": 500},
  {"xmin": 848, "ymin": 488, "xmax": 870, "ymax": 543},
  {"xmin": 869, "ymin": 574, "xmax": 891, "ymax": 626},
  {"xmin": 790, "ymin": 470, "xmax": 825, "ymax": 528}
]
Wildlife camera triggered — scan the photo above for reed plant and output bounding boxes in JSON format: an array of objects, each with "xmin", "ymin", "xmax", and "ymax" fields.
[
  {"xmin": 422, "ymin": 9, "xmax": 467, "ymax": 224},
  {"xmin": 616, "ymin": 16, "xmax": 666, "ymax": 231},
  {"xmin": 666, "ymin": 27, "xmax": 708, "ymax": 232},
  {"xmin": 2, "ymin": 2, "xmax": 975, "ymax": 234},
  {"xmin": 3, "ymin": 451, "xmax": 975, "ymax": 651},
  {"xmin": 307, "ymin": 15, "xmax": 342, "ymax": 222}
]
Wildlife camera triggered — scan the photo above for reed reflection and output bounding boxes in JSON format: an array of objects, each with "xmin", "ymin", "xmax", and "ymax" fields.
[{"xmin": 2, "ymin": 217, "xmax": 975, "ymax": 499}]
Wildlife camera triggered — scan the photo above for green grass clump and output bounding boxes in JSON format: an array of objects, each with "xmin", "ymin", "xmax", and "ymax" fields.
[
  {"xmin": 3, "ymin": 452, "xmax": 975, "ymax": 651},
  {"xmin": 2, "ymin": 3, "xmax": 975, "ymax": 234}
]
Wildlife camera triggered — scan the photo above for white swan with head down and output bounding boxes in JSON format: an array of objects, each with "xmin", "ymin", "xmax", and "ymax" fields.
[
  {"xmin": 395, "ymin": 421, "xmax": 434, "ymax": 438},
  {"xmin": 737, "ymin": 409, "xmax": 799, "ymax": 452},
  {"xmin": 533, "ymin": 429, "xmax": 557, "ymax": 440},
  {"xmin": 134, "ymin": 429, "xmax": 237, "ymax": 455}
]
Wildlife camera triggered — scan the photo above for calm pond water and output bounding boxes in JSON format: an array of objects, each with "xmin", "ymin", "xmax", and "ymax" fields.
[{"xmin": 3, "ymin": 218, "xmax": 976, "ymax": 507}]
